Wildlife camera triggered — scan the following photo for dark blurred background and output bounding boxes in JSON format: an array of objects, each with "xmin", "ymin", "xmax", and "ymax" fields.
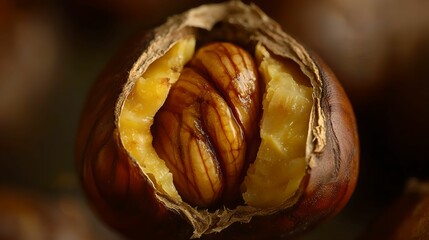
[{"xmin": 1, "ymin": 0, "xmax": 428, "ymax": 239}]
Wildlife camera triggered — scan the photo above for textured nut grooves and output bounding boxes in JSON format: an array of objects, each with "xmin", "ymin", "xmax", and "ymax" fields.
[
  {"xmin": 190, "ymin": 42, "xmax": 261, "ymax": 143},
  {"xmin": 152, "ymin": 42, "xmax": 260, "ymax": 207}
]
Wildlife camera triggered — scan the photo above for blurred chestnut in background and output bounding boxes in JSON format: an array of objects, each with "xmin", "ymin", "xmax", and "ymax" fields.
[
  {"xmin": 362, "ymin": 179, "xmax": 429, "ymax": 240},
  {"xmin": 0, "ymin": 187, "xmax": 120, "ymax": 240}
]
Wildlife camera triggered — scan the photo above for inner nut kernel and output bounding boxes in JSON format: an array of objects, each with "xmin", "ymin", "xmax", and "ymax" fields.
[
  {"xmin": 119, "ymin": 37, "xmax": 314, "ymax": 211},
  {"xmin": 152, "ymin": 42, "xmax": 260, "ymax": 207}
]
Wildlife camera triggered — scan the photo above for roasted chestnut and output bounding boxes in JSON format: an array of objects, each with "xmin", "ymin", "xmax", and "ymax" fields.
[{"xmin": 75, "ymin": 2, "xmax": 359, "ymax": 239}]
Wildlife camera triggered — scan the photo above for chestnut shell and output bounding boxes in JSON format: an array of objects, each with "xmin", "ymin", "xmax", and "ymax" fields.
[{"xmin": 75, "ymin": 2, "xmax": 359, "ymax": 239}]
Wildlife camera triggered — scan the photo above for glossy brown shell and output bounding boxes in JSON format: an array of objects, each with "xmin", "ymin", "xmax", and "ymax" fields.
[{"xmin": 75, "ymin": 2, "xmax": 359, "ymax": 239}]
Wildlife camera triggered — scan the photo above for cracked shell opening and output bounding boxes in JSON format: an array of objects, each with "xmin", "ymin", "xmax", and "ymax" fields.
[{"xmin": 118, "ymin": 39, "xmax": 312, "ymax": 210}]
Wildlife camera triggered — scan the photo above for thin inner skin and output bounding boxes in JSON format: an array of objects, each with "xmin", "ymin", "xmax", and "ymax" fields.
[{"xmin": 152, "ymin": 43, "xmax": 260, "ymax": 207}]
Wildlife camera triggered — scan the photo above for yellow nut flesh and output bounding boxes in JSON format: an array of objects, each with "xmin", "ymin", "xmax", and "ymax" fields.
[
  {"xmin": 119, "ymin": 39, "xmax": 196, "ymax": 200},
  {"xmin": 119, "ymin": 39, "xmax": 312, "ymax": 209},
  {"xmin": 241, "ymin": 44, "xmax": 312, "ymax": 208}
]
